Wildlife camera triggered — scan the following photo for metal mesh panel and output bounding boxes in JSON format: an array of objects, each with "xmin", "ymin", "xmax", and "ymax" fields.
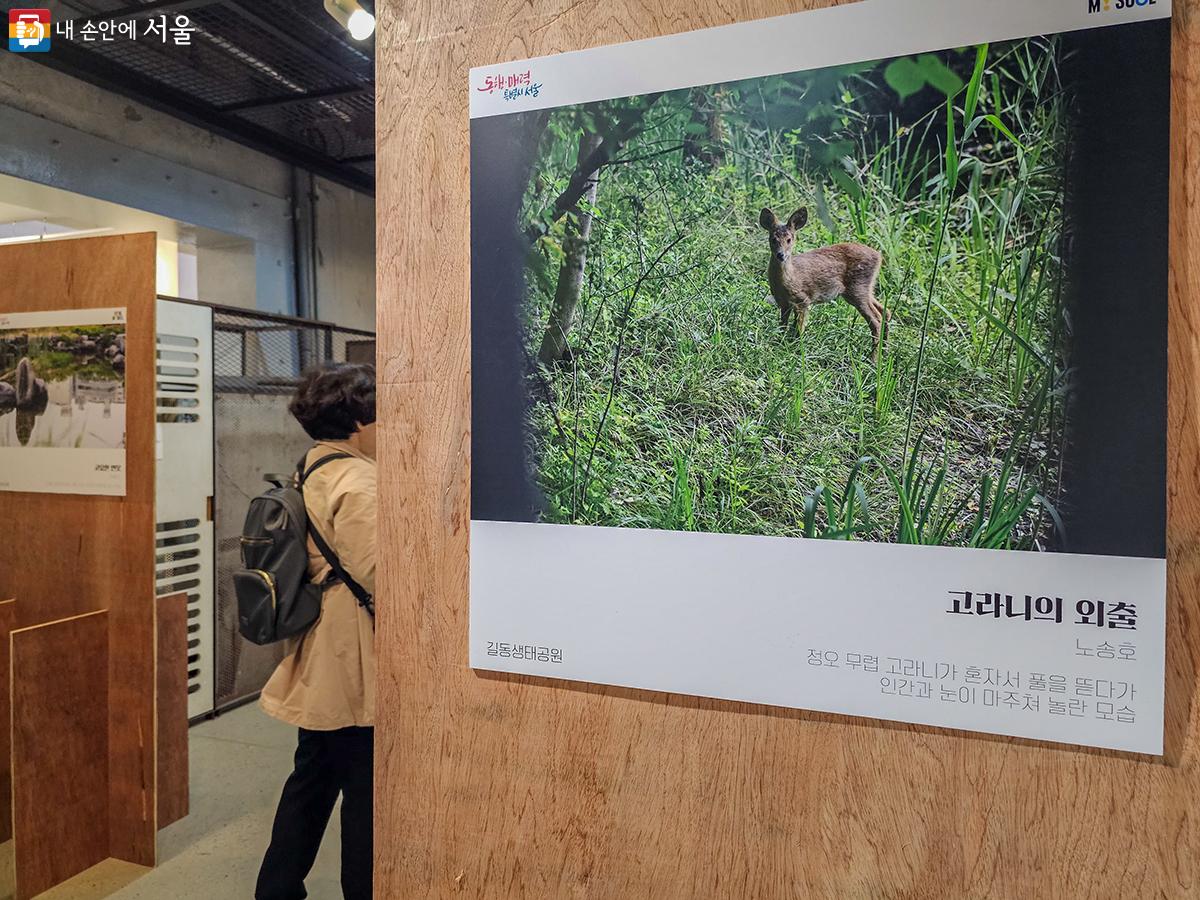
[
  {"xmin": 212, "ymin": 308, "xmax": 374, "ymax": 712},
  {"xmin": 233, "ymin": 90, "xmax": 375, "ymax": 161}
]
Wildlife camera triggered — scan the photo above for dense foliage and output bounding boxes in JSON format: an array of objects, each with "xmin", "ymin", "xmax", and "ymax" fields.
[{"xmin": 521, "ymin": 38, "xmax": 1068, "ymax": 549}]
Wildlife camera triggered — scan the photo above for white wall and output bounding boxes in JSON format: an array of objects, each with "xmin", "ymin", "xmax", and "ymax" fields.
[{"xmin": 197, "ymin": 240, "xmax": 259, "ymax": 311}]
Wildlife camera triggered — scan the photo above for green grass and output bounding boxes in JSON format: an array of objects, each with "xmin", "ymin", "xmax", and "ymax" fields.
[{"xmin": 523, "ymin": 37, "xmax": 1068, "ymax": 551}]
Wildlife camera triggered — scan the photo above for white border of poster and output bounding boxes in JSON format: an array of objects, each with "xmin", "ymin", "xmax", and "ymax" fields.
[
  {"xmin": 468, "ymin": 0, "xmax": 1171, "ymax": 754},
  {"xmin": 472, "ymin": 523, "xmax": 1165, "ymax": 754},
  {"xmin": 0, "ymin": 307, "xmax": 128, "ymax": 497},
  {"xmin": 469, "ymin": 0, "xmax": 1171, "ymax": 118}
]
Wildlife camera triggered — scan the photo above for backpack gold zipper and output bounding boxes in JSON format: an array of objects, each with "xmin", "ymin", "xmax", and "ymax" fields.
[{"xmin": 250, "ymin": 569, "xmax": 277, "ymax": 610}]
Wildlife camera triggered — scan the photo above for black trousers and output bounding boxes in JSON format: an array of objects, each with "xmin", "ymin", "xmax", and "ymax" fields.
[{"xmin": 256, "ymin": 726, "xmax": 374, "ymax": 900}]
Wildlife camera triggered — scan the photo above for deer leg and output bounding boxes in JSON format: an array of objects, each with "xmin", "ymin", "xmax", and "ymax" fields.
[
  {"xmin": 779, "ymin": 304, "xmax": 791, "ymax": 332},
  {"xmin": 791, "ymin": 304, "xmax": 810, "ymax": 337},
  {"xmin": 871, "ymin": 298, "xmax": 891, "ymax": 343},
  {"xmin": 847, "ymin": 294, "xmax": 881, "ymax": 354}
]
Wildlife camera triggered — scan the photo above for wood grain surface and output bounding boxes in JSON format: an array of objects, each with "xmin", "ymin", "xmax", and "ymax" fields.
[
  {"xmin": 11, "ymin": 612, "xmax": 109, "ymax": 900},
  {"xmin": 156, "ymin": 593, "xmax": 189, "ymax": 831},
  {"xmin": 0, "ymin": 600, "xmax": 16, "ymax": 847},
  {"xmin": 375, "ymin": 2, "xmax": 1200, "ymax": 897},
  {"xmin": 0, "ymin": 233, "xmax": 158, "ymax": 871}
]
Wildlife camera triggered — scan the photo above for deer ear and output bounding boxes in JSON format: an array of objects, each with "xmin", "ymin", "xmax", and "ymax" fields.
[
  {"xmin": 759, "ymin": 208, "xmax": 778, "ymax": 231},
  {"xmin": 788, "ymin": 208, "xmax": 809, "ymax": 230}
]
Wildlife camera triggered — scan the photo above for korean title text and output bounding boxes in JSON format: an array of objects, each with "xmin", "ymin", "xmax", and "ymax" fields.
[{"xmin": 946, "ymin": 591, "xmax": 1137, "ymax": 630}]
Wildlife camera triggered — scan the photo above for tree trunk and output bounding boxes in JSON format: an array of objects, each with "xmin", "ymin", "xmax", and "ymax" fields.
[
  {"xmin": 538, "ymin": 132, "xmax": 603, "ymax": 366},
  {"xmin": 525, "ymin": 93, "xmax": 663, "ymax": 245},
  {"xmin": 682, "ymin": 86, "xmax": 728, "ymax": 168}
]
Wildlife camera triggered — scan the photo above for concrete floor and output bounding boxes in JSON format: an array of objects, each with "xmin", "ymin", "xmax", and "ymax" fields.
[{"xmin": 38, "ymin": 705, "xmax": 343, "ymax": 900}]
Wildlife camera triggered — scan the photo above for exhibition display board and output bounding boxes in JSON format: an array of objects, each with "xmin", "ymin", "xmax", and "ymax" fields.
[
  {"xmin": 466, "ymin": 0, "xmax": 1170, "ymax": 755},
  {"xmin": 377, "ymin": 0, "xmax": 1200, "ymax": 895},
  {"xmin": 0, "ymin": 234, "xmax": 164, "ymax": 898}
]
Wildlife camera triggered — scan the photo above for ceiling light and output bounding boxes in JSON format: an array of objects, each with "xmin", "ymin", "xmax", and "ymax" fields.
[
  {"xmin": 324, "ymin": 0, "xmax": 375, "ymax": 41},
  {"xmin": 348, "ymin": 9, "xmax": 375, "ymax": 40}
]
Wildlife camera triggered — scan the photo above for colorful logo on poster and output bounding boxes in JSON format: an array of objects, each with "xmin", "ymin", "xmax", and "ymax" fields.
[
  {"xmin": 477, "ymin": 69, "xmax": 542, "ymax": 102},
  {"xmin": 1088, "ymin": 0, "xmax": 1158, "ymax": 12},
  {"xmin": 8, "ymin": 9, "xmax": 51, "ymax": 52}
]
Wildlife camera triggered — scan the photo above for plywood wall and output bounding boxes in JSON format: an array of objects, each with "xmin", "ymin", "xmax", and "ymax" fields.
[
  {"xmin": 374, "ymin": 3, "xmax": 1200, "ymax": 897},
  {"xmin": 11, "ymin": 611, "xmax": 110, "ymax": 900},
  {"xmin": 157, "ymin": 592, "xmax": 190, "ymax": 830},
  {"xmin": 0, "ymin": 599, "xmax": 17, "ymax": 846},
  {"xmin": 0, "ymin": 233, "xmax": 158, "ymax": 869}
]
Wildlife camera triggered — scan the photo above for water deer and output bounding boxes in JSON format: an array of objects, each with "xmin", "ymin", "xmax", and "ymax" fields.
[{"xmin": 759, "ymin": 207, "xmax": 887, "ymax": 353}]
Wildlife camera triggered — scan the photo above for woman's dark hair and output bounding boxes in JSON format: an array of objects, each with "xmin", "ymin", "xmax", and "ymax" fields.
[{"xmin": 289, "ymin": 362, "xmax": 376, "ymax": 440}]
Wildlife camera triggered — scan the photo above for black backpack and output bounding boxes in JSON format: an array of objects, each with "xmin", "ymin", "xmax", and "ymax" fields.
[{"xmin": 235, "ymin": 452, "xmax": 375, "ymax": 646}]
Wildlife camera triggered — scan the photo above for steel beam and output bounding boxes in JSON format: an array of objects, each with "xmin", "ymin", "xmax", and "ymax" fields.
[{"xmin": 218, "ymin": 84, "xmax": 369, "ymax": 114}]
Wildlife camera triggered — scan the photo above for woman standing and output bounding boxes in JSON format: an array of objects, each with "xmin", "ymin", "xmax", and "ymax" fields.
[{"xmin": 256, "ymin": 362, "xmax": 377, "ymax": 900}]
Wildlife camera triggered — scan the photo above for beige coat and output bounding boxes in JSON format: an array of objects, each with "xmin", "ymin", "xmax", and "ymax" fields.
[{"xmin": 260, "ymin": 441, "xmax": 376, "ymax": 730}]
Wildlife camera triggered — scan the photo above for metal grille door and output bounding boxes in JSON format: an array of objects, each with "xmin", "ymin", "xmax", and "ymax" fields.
[{"xmin": 156, "ymin": 299, "xmax": 216, "ymax": 718}]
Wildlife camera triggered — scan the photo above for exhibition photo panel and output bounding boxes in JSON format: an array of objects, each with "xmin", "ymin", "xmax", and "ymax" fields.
[
  {"xmin": 469, "ymin": 0, "xmax": 1171, "ymax": 753},
  {"xmin": 0, "ymin": 307, "xmax": 128, "ymax": 496}
]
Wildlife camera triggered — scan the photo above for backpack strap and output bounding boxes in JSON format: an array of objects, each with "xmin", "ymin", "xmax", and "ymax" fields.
[
  {"xmin": 307, "ymin": 519, "xmax": 376, "ymax": 619},
  {"xmin": 297, "ymin": 450, "xmax": 376, "ymax": 620},
  {"xmin": 298, "ymin": 451, "xmax": 353, "ymax": 484}
]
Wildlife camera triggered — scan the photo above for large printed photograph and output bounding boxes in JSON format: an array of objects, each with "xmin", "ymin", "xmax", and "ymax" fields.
[
  {"xmin": 0, "ymin": 319, "xmax": 127, "ymax": 451},
  {"xmin": 472, "ymin": 21, "xmax": 1169, "ymax": 560}
]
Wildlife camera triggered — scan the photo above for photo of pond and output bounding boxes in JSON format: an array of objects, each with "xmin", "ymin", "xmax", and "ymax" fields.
[{"xmin": 0, "ymin": 323, "xmax": 126, "ymax": 450}]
